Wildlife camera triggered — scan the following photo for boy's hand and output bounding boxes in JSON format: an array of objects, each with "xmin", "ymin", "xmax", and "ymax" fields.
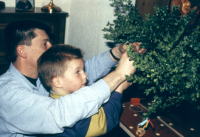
[
  {"xmin": 103, "ymin": 51, "xmax": 135, "ymax": 92},
  {"xmin": 115, "ymin": 51, "xmax": 136, "ymax": 80},
  {"xmin": 115, "ymin": 81, "xmax": 132, "ymax": 94}
]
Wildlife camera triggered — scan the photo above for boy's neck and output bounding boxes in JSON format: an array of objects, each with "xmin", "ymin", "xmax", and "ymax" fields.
[{"xmin": 51, "ymin": 87, "xmax": 71, "ymax": 96}]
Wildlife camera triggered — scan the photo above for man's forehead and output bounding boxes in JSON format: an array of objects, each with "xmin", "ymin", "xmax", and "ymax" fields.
[
  {"xmin": 33, "ymin": 29, "xmax": 49, "ymax": 38},
  {"xmin": 33, "ymin": 28, "xmax": 47, "ymax": 34}
]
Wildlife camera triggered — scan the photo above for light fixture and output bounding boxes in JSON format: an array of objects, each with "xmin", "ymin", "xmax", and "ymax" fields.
[{"xmin": 41, "ymin": 0, "xmax": 62, "ymax": 12}]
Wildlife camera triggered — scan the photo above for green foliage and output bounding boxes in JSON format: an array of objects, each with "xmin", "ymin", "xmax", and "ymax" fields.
[{"xmin": 103, "ymin": 0, "xmax": 200, "ymax": 118}]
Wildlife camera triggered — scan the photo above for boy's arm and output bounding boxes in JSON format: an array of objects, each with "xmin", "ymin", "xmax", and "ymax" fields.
[
  {"xmin": 41, "ymin": 92, "xmax": 122, "ymax": 137},
  {"xmin": 91, "ymin": 81, "xmax": 132, "ymax": 134},
  {"xmin": 78, "ymin": 83, "xmax": 132, "ymax": 136},
  {"xmin": 74, "ymin": 82, "xmax": 132, "ymax": 136},
  {"xmin": 73, "ymin": 92, "xmax": 122, "ymax": 137},
  {"xmin": 85, "ymin": 92, "xmax": 122, "ymax": 136}
]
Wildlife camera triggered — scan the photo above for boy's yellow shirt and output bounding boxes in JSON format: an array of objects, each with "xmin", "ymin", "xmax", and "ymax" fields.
[
  {"xmin": 50, "ymin": 91, "xmax": 107, "ymax": 137},
  {"xmin": 50, "ymin": 91, "xmax": 62, "ymax": 99}
]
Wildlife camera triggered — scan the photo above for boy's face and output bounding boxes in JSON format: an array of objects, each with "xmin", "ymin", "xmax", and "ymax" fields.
[{"xmin": 59, "ymin": 58, "xmax": 87, "ymax": 95}]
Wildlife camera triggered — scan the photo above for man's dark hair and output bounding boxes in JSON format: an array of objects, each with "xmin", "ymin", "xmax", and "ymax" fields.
[
  {"xmin": 38, "ymin": 44, "xmax": 83, "ymax": 90},
  {"xmin": 4, "ymin": 19, "xmax": 53, "ymax": 63}
]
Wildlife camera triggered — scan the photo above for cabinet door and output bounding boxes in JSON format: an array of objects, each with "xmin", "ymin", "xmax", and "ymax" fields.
[
  {"xmin": 0, "ymin": 23, "xmax": 9, "ymax": 75},
  {"xmin": 136, "ymin": 0, "xmax": 168, "ymax": 20}
]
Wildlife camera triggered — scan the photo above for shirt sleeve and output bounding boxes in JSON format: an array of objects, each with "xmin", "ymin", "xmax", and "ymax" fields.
[
  {"xmin": 39, "ymin": 92, "xmax": 122, "ymax": 137},
  {"xmin": 84, "ymin": 50, "xmax": 117, "ymax": 86},
  {"xmin": 0, "ymin": 79, "xmax": 110, "ymax": 135},
  {"xmin": 70, "ymin": 92, "xmax": 122, "ymax": 137},
  {"xmin": 85, "ymin": 91, "xmax": 122, "ymax": 136}
]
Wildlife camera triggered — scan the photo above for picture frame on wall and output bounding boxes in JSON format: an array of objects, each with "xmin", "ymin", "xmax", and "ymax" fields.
[{"xmin": 16, "ymin": 0, "xmax": 35, "ymax": 12}]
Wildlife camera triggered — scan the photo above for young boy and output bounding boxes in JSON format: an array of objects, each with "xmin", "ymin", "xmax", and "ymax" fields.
[{"xmin": 38, "ymin": 44, "xmax": 132, "ymax": 137}]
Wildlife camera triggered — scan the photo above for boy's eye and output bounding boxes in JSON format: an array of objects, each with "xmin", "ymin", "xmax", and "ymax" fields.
[{"xmin": 76, "ymin": 70, "xmax": 80, "ymax": 74}]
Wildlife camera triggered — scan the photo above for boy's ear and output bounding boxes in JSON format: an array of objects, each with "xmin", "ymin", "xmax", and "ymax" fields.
[
  {"xmin": 52, "ymin": 77, "xmax": 62, "ymax": 88},
  {"xmin": 16, "ymin": 45, "xmax": 27, "ymax": 58}
]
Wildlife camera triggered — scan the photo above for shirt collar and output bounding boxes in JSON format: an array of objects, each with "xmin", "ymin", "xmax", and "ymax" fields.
[
  {"xmin": 50, "ymin": 90, "xmax": 64, "ymax": 99},
  {"xmin": 8, "ymin": 63, "xmax": 40, "ymax": 90}
]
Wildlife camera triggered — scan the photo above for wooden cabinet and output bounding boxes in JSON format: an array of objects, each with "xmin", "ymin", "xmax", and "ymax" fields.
[
  {"xmin": 0, "ymin": 7, "xmax": 68, "ymax": 75},
  {"xmin": 136, "ymin": 0, "xmax": 168, "ymax": 20}
]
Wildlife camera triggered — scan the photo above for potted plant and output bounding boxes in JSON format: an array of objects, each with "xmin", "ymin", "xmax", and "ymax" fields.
[{"xmin": 103, "ymin": 0, "xmax": 200, "ymax": 118}]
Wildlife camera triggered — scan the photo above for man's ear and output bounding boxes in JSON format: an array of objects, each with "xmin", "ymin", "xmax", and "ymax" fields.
[
  {"xmin": 52, "ymin": 77, "xmax": 62, "ymax": 88},
  {"xmin": 16, "ymin": 45, "xmax": 27, "ymax": 58}
]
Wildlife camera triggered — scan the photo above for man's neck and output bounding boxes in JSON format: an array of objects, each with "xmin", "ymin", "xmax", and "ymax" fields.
[{"xmin": 13, "ymin": 61, "xmax": 38, "ymax": 79}]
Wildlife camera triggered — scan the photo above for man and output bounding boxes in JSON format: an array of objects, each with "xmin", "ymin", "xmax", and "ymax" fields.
[{"xmin": 0, "ymin": 19, "xmax": 145, "ymax": 137}]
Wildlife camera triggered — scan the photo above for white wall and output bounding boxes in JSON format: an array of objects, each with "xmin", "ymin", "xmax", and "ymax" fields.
[
  {"xmin": 1, "ymin": 0, "xmax": 136, "ymax": 60},
  {"xmin": 67, "ymin": 0, "xmax": 115, "ymax": 60}
]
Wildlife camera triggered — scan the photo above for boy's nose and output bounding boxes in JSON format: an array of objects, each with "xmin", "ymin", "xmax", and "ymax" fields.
[{"xmin": 83, "ymin": 72, "xmax": 87, "ymax": 79}]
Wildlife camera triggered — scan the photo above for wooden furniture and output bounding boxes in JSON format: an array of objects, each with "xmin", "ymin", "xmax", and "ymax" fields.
[
  {"xmin": 136, "ymin": 0, "xmax": 200, "ymax": 20},
  {"xmin": 0, "ymin": 7, "xmax": 68, "ymax": 75},
  {"xmin": 120, "ymin": 102, "xmax": 200, "ymax": 137},
  {"xmin": 136, "ymin": 0, "xmax": 168, "ymax": 20}
]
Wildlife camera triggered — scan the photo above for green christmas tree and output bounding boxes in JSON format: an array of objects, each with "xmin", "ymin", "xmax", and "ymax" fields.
[{"xmin": 103, "ymin": 0, "xmax": 200, "ymax": 118}]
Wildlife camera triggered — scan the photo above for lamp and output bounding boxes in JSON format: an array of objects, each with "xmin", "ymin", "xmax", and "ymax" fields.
[{"xmin": 41, "ymin": 0, "xmax": 62, "ymax": 12}]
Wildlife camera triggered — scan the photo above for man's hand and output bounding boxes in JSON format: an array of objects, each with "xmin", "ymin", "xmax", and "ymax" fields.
[{"xmin": 110, "ymin": 42, "xmax": 147, "ymax": 62}]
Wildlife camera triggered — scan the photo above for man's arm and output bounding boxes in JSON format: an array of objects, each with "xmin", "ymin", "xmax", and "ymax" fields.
[
  {"xmin": 0, "ymin": 50, "xmax": 136, "ymax": 135},
  {"xmin": 0, "ymin": 53, "xmax": 134, "ymax": 135},
  {"xmin": 85, "ymin": 50, "xmax": 116, "ymax": 86},
  {"xmin": 0, "ymin": 79, "xmax": 110, "ymax": 135},
  {"xmin": 86, "ymin": 50, "xmax": 136, "ymax": 94},
  {"xmin": 85, "ymin": 42, "xmax": 146, "ymax": 86}
]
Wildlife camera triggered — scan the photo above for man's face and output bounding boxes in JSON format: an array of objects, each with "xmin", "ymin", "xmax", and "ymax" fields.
[
  {"xmin": 26, "ymin": 29, "xmax": 52, "ymax": 70},
  {"xmin": 58, "ymin": 59, "xmax": 87, "ymax": 95}
]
